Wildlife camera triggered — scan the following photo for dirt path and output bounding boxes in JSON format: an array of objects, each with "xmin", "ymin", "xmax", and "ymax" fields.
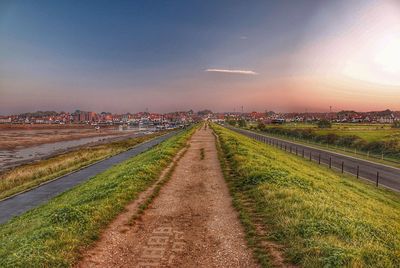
[{"xmin": 77, "ymin": 128, "xmax": 258, "ymax": 267}]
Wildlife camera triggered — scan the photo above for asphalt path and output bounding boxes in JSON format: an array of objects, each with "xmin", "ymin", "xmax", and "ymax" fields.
[
  {"xmin": 227, "ymin": 126, "xmax": 400, "ymax": 192},
  {"xmin": 0, "ymin": 131, "xmax": 178, "ymax": 225}
]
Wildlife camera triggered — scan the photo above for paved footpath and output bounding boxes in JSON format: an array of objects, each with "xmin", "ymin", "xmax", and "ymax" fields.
[
  {"xmin": 78, "ymin": 128, "xmax": 258, "ymax": 268},
  {"xmin": 0, "ymin": 131, "xmax": 178, "ymax": 225}
]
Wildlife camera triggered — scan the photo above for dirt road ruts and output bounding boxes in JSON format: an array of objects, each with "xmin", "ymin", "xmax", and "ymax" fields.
[{"xmin": 77, "ymin": 128, "xmax": 258, "ymax": 267}]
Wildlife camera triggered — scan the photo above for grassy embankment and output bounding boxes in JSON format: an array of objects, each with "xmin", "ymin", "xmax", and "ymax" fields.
[
  {"xmin": 0, "ymin": 131, "xmax": 169, "ymax": 200},
  {"xmin": 247, "ymin": 122, "xmax": 400, "ymax": 164},
  {"xmin": 213, "ymin": 124, "xmax": 400, "ymax": 267},
  {"xmin": 247, "ymin": 128, "xmax": 400, "ymax": 169},
  {"xmin": 0, "ymin": 126, "xmax": 195, "ymax": 267}
]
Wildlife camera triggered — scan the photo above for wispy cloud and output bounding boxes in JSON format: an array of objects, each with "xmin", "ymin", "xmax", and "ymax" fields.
[{"xmin": 205, "ymin": 68, "xmax": 258, "ymax": 75}]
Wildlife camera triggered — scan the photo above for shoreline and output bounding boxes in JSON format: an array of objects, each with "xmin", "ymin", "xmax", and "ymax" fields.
[
  {"xmin": 0, "ymin": 130, "xmax": 146, "ymax": 174},
  {"xmin": 0, "ymin": 127, "xmax": 136, "ymax": 151}
]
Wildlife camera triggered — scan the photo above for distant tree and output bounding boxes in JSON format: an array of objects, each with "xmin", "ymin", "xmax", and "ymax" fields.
[
  {"xmin": 197, "ymin": 109, "xmax": 213, "ymax": 116},
  {"xmin": 227, "ymin": 120, "xmax": 236, "ymax": 126},
  {"xmin": 317, "ymin": 119, "xmax": 332, "ymax": 128},
  {"xmin": 238, "ymin": 119, "xmax": 247, "ymax": 128},
  {"xmin": 257, "ymin": 121, "xmax": 266, "ymax": 131},
  {"xmin": 20, "ymin": 110, "xmax": 58, "ymax": 117},
  {"xmin": 392, "ymin": 121, "xmax": 400, "ymax": 128}
]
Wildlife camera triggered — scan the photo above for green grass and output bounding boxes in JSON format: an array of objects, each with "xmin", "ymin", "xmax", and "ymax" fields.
[
  {"xmin": 0, "ymin": 131, "xmax": 169, "ymax": 200},
  {"xmin": 259, "ymin": 122, "xmax": 398, "ymax": 142},
  {"xmin": 248, "ymin": 128, "xmax": 400, "ymax": 169},
  {"xmin": 213, "ymin": 124, "xmax": 400, "ymax": 267},
  {"xmin": 247, "ymin": 122, "xmax": 400, "ymax": 163},
  {"xmin": 315, "ymin": 129, "xmax": 400, "ymax": 142},
  {"xmin": 0, "ymin": 127, "xmax": 196, "ymax": 267}
]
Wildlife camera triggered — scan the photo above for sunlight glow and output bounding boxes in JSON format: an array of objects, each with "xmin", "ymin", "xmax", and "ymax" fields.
[
  {"xmin": 341, "ymin": 2, "xmax": 400, "ymax": 86},
  {"xmin": 374, "ymin": 35, "xmax": 400, "ymax": 74},
  {"xmin": 300, "ymin": 0, "xmax": 400, "ymax": 86}
]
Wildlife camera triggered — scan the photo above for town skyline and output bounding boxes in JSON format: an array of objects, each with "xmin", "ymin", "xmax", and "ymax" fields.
[{"xmin": 1, "ymin": 107, "xmax": 399, "ymax": 125}]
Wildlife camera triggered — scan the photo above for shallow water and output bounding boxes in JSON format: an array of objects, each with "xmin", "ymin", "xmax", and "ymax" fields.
[{"xmin": 0, "ymin": 129, "xmax": 143, "ymax": 171}]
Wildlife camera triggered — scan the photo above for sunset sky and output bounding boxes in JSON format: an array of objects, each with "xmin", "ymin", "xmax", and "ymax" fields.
[{"xmin": 1, "ymin": 0, "xmax": 400, "ymax": 114}]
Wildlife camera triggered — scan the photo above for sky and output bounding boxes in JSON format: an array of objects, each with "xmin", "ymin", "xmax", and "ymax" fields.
[{"xmin": 1, "ymin": 0, "xmax": 400, "ymax": 114}]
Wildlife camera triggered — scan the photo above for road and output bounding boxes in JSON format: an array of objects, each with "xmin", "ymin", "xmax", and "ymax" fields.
[
  {"xmin": 227, "ymin": 126, "xmax": 400, "ymax": 192},
  {"xmin": 0, "ymin": 131, "xmax": 178, "ymax": 225}
]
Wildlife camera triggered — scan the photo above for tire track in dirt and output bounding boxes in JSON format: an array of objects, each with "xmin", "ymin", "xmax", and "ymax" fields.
[{"xmin": 77, "ymin": 128, "xmax": 258, "ymax": 267}]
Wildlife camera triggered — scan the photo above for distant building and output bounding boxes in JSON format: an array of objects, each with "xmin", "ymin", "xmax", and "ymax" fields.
[
  {"xmin": 271, "ymin": 118, "xmax": 285, "ymax": 124},
  {"xmin": 71, "ymin": 110, "xmax": 98, "ymax": 123},
  {"xmin": 0, "ymin": 116, "xmax": 11, "ymax": 123}
]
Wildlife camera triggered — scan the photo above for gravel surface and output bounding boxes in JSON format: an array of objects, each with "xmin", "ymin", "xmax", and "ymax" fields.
[{"xmin": 77, "ymin": 128, "xmax": 259, "ymax": 267}]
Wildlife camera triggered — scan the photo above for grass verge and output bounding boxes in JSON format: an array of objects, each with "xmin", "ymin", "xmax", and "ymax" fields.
[
  {"xmin": 249, "ymin": 128, "xmax": 400, "ymax": 169},
  {"xmin": 213, "ymin": 130, "xmax": 273, "ymax": 267},
  {"xmin": 0, "ymin": 127, "xmax": 196, "ymax": 267},
  {"xmin": 212, "ymin": 124, "xmax": 400, "ymax": 267},
  {"xmin": 0, "ymin": 131, "xmax": 169, "ymax": 200}
]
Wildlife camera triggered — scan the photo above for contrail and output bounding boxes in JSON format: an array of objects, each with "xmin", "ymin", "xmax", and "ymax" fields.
[{"xmin": 205, "ymin": 68, "xmax": 258, "ymax": 75}]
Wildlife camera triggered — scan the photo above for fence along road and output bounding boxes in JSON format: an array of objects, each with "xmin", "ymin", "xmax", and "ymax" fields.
[
  {"xmin": 0, "ymin": 131, "xmax": 179, "ymax": 225},
  {"xmin": 226, "ymin": 126, "xmax": 400, "ymax": 192}
]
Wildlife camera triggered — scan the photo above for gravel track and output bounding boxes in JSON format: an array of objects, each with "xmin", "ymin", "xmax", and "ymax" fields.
[{"xmin": 77, "ymin": 128, "xmax": 258, "ymax": 268}]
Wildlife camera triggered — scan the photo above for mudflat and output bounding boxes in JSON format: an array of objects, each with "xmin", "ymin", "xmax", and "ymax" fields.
[{"xmin": 0, "ymin": 126, "xmax": 124, "ymax": 150}]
